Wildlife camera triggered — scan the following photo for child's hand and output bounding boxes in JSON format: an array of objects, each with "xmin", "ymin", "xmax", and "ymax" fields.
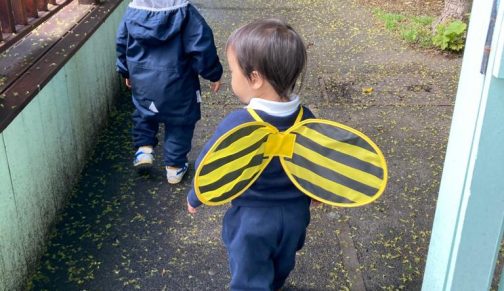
[
  {"xmin": 187, "ymin": 201, "xmax": 197, "ymax": 214},
  {"xmin": 210, "ymin": 81, "xmax": 221, "ymax": 93},
  {"xmin": 125, "ymin": 78, "xmax": 131, "ymax": 89}
]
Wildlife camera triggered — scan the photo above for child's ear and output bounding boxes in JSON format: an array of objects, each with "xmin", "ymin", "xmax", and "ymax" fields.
[{"xmin": 249, "ymin": 71, "xmax": 264, "ymax": 89}]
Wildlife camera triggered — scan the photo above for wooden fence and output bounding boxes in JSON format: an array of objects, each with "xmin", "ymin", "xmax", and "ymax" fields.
[{"xmin": 0, "ymin": 0, "xmax": 99, "ymax": 51}]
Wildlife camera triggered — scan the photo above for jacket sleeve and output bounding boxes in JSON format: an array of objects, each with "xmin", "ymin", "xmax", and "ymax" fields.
[
  {"xmin": 116, "ymin": 18, "xmax": 129, "ymax": 78},
  {"xmin": 182, "ymin": 5, "xmax": 223, "ymax": 82}
]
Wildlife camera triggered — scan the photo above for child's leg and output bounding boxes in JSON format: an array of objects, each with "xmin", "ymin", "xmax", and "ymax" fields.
[
  {"xmin": 132, "ymin": 110, "xmax": 159, "ymax": 149},
  {"xmin": 163, "ymin": 123, "xmax": 195, "ymax": 183},
  {"xmin": 162, "ymin": 123, "xmax": 195, "ymax": 167},
  {"xmin": 272, "ymin": 202, "xmax": 310, "ymax": 290},
  {"xmin": 222, "ymin": 206, "xmax": 280, "ymax": 290},
  {"xmin": 132, "ymin": 110, "xmax": 159, "ymax": 167}
]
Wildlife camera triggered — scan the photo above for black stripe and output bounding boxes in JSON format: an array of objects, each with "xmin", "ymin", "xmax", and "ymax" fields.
[
  {"xmin": 305, "ymin": 123, "xmax": 376, "ymax": 153},
  {"xmin": 208, "ymin": 173, "xmax": 260, "ymax": 202},
  {"xmin": 215, "ymin": 125, "xmax": 264, "ymax": 151},
  {"xmin": 289, "ymin": 154, "xmax": 379, "ymax": 196},
  {"xmin": 296, "ymin": 134, "xmax": 384, "ymax": 179},
  {"xmin": 199, "ymin": 154, "xmax": 265, "ymax": 193},
  {"xmin": 200, "ymin": 136, "xmax": 267, "ymax": 176},
  {"xmin": 293, "ymin": 175, "xmax": 356, "ymax": 204}
]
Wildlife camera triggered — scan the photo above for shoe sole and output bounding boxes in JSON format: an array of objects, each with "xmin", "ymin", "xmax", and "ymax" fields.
[
  {"xmin": 167, "ymin": 177, "xmax": 183, "ymax": 184},
  {"xmin": 134, "ymin": 161, "xmax": 153, "ymax": 170}
]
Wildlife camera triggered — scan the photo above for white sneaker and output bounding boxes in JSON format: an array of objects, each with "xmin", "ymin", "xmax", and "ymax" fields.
[
  {"xmin": 166, "ymin": 163, "xmax": 188, "ymax": 184},
  {"xmin": 133, "ymin": 146, "xmax": 154, "ymax": 168}
]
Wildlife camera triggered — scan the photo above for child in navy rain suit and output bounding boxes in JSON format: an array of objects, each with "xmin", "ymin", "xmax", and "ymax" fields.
[
  {"xmin": 187, "ymin": 19, "xmax": 313, "ymax": 290},
  {"xmin": 116, "ymin": 0, "xmax": 223, "ymax": 184}
]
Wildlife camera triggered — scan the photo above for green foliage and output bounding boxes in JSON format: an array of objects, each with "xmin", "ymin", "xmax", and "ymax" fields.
[
  {"xmin": 432, "ymin": 20, "xmax": 468, "ymax": 51},
  {"xmin": 414, "ymin": 15, "xmax": 434, "ymax": 26},
  {"xmin": 400, "ymin": 16, "xmax": 434, "ymax": 47},
  {"xmin": 373, "ymin": 8, "xmax": 467, "ymax": 52},
  {"xmin": 401, "ymin": 29, "xmax": 418, "ymax": 43}
]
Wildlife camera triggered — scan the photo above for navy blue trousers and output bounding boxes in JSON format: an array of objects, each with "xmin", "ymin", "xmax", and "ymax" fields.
[
  {"xmin": 222, "ymin": 200, "xmax": 311, "ymax": 291},
  {"xmin": 132, "ymin": 109, "xmax": 195, "ymax": 167}
]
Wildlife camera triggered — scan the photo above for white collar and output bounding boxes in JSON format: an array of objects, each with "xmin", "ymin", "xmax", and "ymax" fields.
[
  {"xmin": 129, "ymin": 0, "xmax": 188, "ymax": 11},
  {"xmin": 246, "ymin": 95, "xmax": 300, "ymax": 117}
]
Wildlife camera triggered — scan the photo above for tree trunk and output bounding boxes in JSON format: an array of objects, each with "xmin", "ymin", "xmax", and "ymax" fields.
[{"xmin": 433, "ymin": 0, "xmax": 471, "ymax": 30}]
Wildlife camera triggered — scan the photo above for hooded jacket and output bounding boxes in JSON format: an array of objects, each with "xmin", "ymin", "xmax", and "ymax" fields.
[{"xmin": 116, "ymin": 0, "xmax": 223, "ymax": 124}]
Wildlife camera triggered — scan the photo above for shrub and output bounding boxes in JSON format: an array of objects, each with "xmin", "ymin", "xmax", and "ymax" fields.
[{"xmin": 432, "ymin": 20, "xmax": 467, "ymax": 51}]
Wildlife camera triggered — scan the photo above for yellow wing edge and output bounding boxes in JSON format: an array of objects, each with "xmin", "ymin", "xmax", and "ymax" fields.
[
  {"xmin": 194, "ymin": 121, "xmax": 278, "ymax": 205},
  {"xmin": 282, "ymin": 119, "xmax": 388, "ymax": 207}
]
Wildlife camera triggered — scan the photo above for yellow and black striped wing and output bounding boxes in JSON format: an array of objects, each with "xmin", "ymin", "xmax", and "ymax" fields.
[
  {"xmin": 281, "ymin": 119, "xmax": 387, "ymax": 207},
  {"xmin": 194, "ymin": 122, "xmax": 277, "ymax": 205}
]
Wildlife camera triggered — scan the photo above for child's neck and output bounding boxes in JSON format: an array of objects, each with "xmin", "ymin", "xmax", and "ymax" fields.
[
  {"xmin": 251, "ymin": 75, "xmax": 289, "ymax": 102},
  {"xmin": 255, "ymin": 89, "xmax": 288, "ymax": 102}
]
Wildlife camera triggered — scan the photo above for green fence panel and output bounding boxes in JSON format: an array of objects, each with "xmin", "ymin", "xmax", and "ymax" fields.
[
  {"xmin": 0, "ymin": 1, "xmax": 128, "ymax": 289},
  {"xmin": 63, "ymin": 59, "xmax": 87, "ymax": 166},
  {"xmin": 78, "ymin": 40, "xmax": 101, "ymax": 136},
  {"xmin": 3, "ymin": 98, "xmax": 54, "ymax": 270},
  {"xmin": 0, "ymin": 134, "xmax": 27, "ymax": 291},
  {"xmin": 94, "ymin": 18, "xmax": 116, "ymax": 113},
  {"xmin": 37, "ymin": 69, "xmax": 78, "ymax": 211}
]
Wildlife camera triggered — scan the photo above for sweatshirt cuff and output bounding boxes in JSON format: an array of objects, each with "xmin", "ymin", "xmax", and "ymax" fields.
[
  {"xmin": 205, "ymin": 64, "xmax": 223, "ymax": 83},
  {"xmin": 187, "ymin": 189, "xmax": 203, "ymax": 208},
  {"xmin": 116, "ymin": 69, "xmax": 129, "ymax": 79}
]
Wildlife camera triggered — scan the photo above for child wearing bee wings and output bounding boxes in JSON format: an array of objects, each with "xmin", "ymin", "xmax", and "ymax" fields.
[{"xmin": 187, "ymin": 18, "xmax": 387, "ymax": 291}]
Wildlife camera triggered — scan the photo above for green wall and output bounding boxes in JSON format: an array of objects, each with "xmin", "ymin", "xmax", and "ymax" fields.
[{"xmin": 0, "ymin": 1, "xmax": 127, "ymax": 290}]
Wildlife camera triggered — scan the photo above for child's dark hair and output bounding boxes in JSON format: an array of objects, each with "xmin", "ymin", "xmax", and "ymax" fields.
[{"xmin": 226, "ymin": 18, "xmax": 307, "ymax": 99}]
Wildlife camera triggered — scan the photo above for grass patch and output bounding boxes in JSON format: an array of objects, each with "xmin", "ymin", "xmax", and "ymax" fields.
[{"xmin": 373, "ymin": 9, "xmax": 434, "ymax": 48}]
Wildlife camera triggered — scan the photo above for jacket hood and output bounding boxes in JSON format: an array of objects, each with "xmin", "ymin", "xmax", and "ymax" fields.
[{"xmin": 125, "ymin": 0, "xmax": 190, "ymax": 43}]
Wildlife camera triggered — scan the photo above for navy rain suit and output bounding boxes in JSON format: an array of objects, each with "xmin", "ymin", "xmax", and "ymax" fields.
[{"xmin": 116, "ymin": 0, "xmax": 223, "ymax": 166}]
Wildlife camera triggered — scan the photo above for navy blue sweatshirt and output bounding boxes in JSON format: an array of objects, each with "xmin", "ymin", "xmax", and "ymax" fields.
[{"xmin": 187, "ymin": 106, "xmax": 315, "ymax": 208}]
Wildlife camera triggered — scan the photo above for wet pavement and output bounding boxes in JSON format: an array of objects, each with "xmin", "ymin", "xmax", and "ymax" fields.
[{"xmin": 28, "ymin": 0, "xmax": 461, "ymax": 290}]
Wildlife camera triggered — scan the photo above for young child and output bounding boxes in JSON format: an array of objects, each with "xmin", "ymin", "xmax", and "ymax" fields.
[
  {"xmin": 187, "ymin": 18, "xmax": 313, "ymax": 290},
  {"xmin": 116, "ymin": 0, "xmax": 223, "ymax": 184}
]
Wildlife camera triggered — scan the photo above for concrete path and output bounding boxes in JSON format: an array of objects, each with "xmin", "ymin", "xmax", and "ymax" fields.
[{"xmin": 28, "ymin": 0, "xmax": 461, "ymax": 290}]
